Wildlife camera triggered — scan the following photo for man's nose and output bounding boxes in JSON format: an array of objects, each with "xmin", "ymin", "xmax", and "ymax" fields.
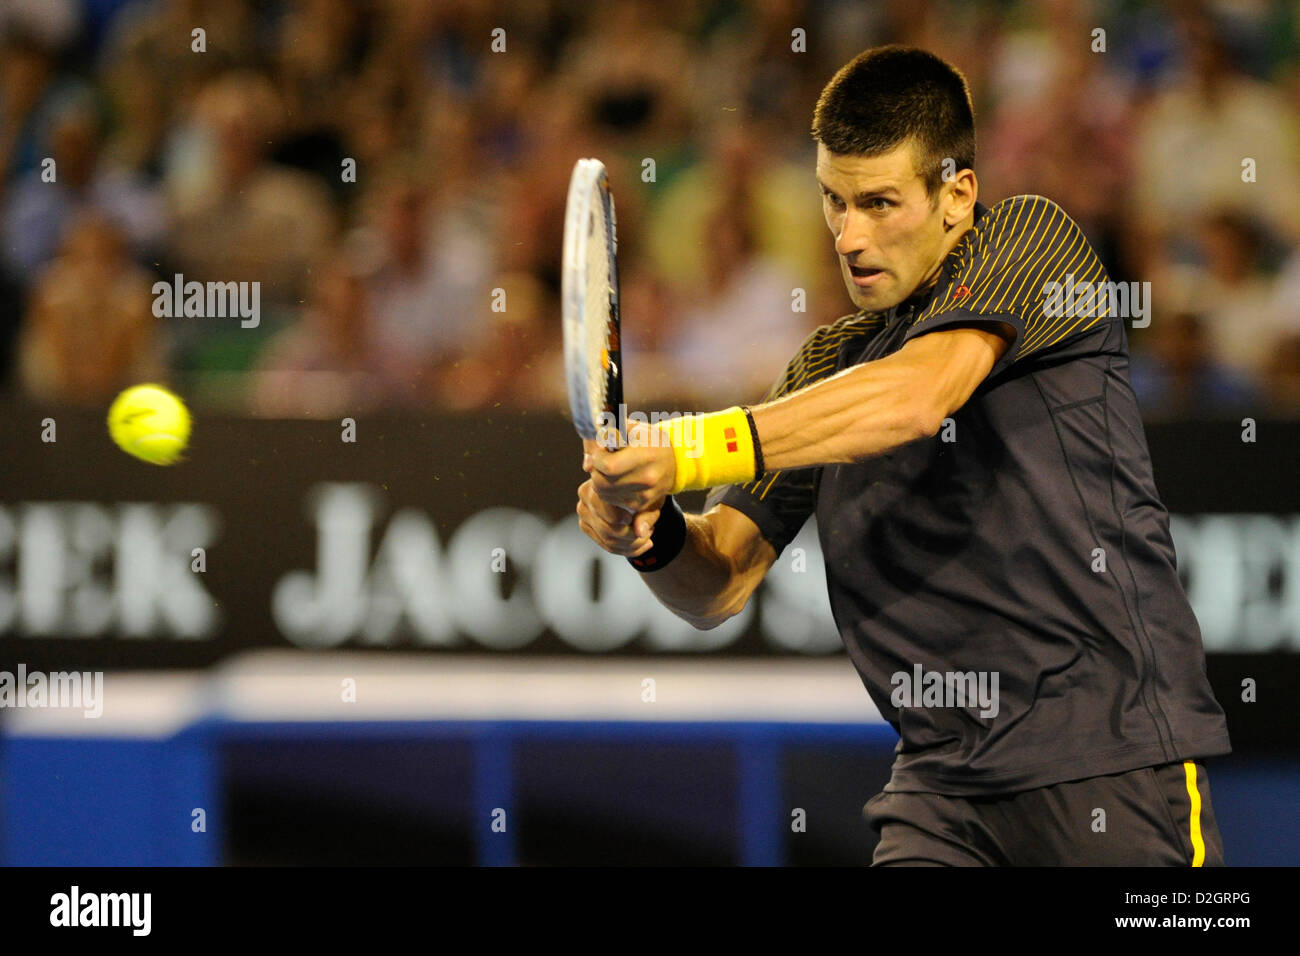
[{"xmin": 835, "ymin": 208, "xmax": 869, "ymax": 260}]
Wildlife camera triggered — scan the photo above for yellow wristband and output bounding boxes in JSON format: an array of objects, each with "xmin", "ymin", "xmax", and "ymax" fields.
[{"xmin": 656, "ymin": 406, "xmax": 757, "ymax": 493}]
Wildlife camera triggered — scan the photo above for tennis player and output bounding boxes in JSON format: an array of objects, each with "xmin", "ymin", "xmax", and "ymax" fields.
[{"xmin": 576, "ymin": 45, "xmax": 1231, "ymax": 865}]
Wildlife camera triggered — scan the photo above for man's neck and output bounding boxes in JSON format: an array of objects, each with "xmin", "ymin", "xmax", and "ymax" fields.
[{"xmin": 919, "ymin": 208, "xmax": 979, "ymax": 293}]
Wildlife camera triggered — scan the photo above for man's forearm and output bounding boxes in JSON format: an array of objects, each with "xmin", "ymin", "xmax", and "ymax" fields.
[
  {"xmin": 746, "ymin": 324, "xmax": 1010, "ymax": 473},
  {"xmin": 638, "ymin": 514, "xmax": 744, "ymax": 630},
  {"xmin": 752, "ymin": 357, "xmax": 934, "ymax": 471}
]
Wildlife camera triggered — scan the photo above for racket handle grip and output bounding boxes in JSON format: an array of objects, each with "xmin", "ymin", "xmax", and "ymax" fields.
[{"xmin": 627, "ymin": 495, "xmax": 687, "ymax": 572}]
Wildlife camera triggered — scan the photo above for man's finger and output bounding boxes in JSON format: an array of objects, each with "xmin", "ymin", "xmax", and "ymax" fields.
[
  {"xmin": 577, "ymin": 507, "xmax": 650, "ymax": 556},
  {"xmin": 591, "ymin": 487, "xmax": 631, "ymax": 527},
  {"xmin": 589, "ymin": 466, "xmax": 654, "ymax": 501},
  {"xmin": 580, "ymin": 480, "xmax": 635, "ymax": 528},
  {"xmin": 587, "ymin": 444, "xmax": 656, "ymax": 481},
  {"xmin": 632, "ymin": 504, "xmax": 662, "ymax": 539}
]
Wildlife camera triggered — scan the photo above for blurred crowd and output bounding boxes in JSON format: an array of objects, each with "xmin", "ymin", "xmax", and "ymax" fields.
[{"xmin": 2, "ymin": 0, "xmax": 1300, "ymax": 418}]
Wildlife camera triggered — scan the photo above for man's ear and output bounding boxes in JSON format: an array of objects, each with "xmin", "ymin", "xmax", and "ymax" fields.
[{"xmin": 943, "ymin": 169, "xmax": 978, "ymax": 228}]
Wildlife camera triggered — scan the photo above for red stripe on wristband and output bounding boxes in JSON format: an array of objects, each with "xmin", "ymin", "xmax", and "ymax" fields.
[{"xmin": 627, "ymin": 495, "xmax": 687, "ymax": 572}]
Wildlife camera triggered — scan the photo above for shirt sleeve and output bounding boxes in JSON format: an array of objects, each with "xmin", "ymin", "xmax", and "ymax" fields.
[
  {"xmin": 904, "ymin": 195, "xmax": 1111, "ymax": 378},
  {"xmin": 702, "ymin": 320, "xmax": 854, "ymax": 557}
]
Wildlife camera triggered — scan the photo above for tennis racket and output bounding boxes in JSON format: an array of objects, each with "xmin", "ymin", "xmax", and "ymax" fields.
[{"xmin": 562, "ymin": 158, "xmax": 623, "ymax": 451}]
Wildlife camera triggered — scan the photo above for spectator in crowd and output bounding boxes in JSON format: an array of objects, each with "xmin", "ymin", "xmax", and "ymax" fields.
[
  {"xmin": 1259, "ymin": 245, "xmax": 1300, "ymax": 413},
  {"xmin": 556, "ymin": 0, "xmax": 695, "ymax": 169},
  {"xmin": 2, "ymin": 0, "xmax": 1298, "ymax": 420},
  {"xmin": 615, "ymin": 265, "xmax": 686, "ymax": 405},
  {"xmin": 98, "ymin": 0, "xmax": 262, "ymax": 113},
  {"xmin": 1129, "ymin": 310, "xmax": 1260, "ymax": 419},
  {"xmin": 274, "ymin": 0, "xmax": 367, "ymax": 139},
  {"xmin": 980, "ymin": 0, "xmax": 1135, "ymax": 265},
  {"xmin": 165, "ymin": 71, "xmax": 335, "ymax": 306},
  {"xmin": 647, "ymin": 122, "xmax": 830, "ymax": 316},
  {"xmin": 1262, "ymin": 333, "xmax": 1300, "ymax": 414},
  {"xmin": 664, "ymin": 185, "xmax": 817, "ymax": 405},
  {"xmin": 1189, "ymin": 210, "xmax": 1290, "ymax": 381},
  {"xmin": 0, "ymin": 28, "xmax": 59, "ymax": 186},
  {"xmin": 163, "ymin": 71, "xmax": 336, "ymax": 374},
  {"xmin": 351, "ymin": 158, "xmax": 492, "ymax": 406},
  {"xmin": 248, "ymin": 245, "xmax": 385, "ymax": 417},
  {"xmin": 430, "ymin": 272, "xmax": 567, "ymax": 411},
  {"xmin": 2, "ymin": 90, "xmax": 164, "ymax": 280},
  {"xmin": 1131, "ymin": 5, "xmax": 1300, "ymax": 273},
  {"xmin": 0, "ymin": 27, "xmax": 62, "ymax": 387},
  {"xmin": 17, "ymin": 213, "xmax": 163, "ymax": 404}
]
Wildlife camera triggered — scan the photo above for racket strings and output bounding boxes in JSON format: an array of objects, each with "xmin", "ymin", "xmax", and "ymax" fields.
[{"xmin": 585, "ymin": 204, "xmax": 614, "ymax": 417}]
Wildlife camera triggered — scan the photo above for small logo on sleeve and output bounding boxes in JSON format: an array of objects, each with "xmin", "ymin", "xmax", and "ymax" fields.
[
  {"xmin": 724, "ymin": 427, "xmax": 738, "ymax": 453},
  {"xmin": 952, "ymin": 285, "xmax": 971, "ymax": 300}
]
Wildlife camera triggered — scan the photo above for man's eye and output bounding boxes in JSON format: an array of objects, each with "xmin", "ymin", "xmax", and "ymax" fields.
[
  {"xmin": 823, "ymin": 191, "xmax": 844, "ymax": 207},
  {"xmin": 868, "ymin": 198, "xmax": 892, "ymax": 211}
]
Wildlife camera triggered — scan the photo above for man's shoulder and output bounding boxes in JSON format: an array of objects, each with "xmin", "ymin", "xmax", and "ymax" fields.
[
  {"xmin": 974, "ymin": 194, "xmax": 1083, "ymax": 249},
  {"xmin": 766, "ymin": 311, "xmax": 887, "ymax": 398},
  {"xmin": 949, "ymin": 194, "xmax": 1104, "ymax": 295},
  {"xmin": 985, "ymin": 193, "xmax": 1067, "ymax": 215},
  {"xmin": 804, "ymin": 309, "xmax": 891, "ymax": 359},
  {"xmin": 814, "ymin": 309, "xmax": 890, "ymax": 345}
]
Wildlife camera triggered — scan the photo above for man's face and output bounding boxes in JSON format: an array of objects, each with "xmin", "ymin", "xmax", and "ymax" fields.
[{"xmin": 817, "ymin": 141, "xmax": 952, "ymax": 312}]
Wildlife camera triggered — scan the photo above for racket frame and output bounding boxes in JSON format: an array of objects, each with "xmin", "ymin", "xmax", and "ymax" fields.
[{"xmin": 562, "ymin": 158, "xmax": 624, "ymax": 449}]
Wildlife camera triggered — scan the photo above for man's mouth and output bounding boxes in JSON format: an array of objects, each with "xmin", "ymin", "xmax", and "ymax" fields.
[{"xmin": 849, "ymin": 264, "xmax": 885, "ymax": 286}]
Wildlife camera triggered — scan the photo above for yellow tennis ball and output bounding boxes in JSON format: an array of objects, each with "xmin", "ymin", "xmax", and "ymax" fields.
[{"xmin": 107, "ymin": 384, "xmax": 191, "ymax": 466}]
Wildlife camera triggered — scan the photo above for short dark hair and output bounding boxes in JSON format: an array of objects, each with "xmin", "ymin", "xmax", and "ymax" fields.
[{"xmin": 812, "ymin": 45, "xmax": 975, "ymax": 200}]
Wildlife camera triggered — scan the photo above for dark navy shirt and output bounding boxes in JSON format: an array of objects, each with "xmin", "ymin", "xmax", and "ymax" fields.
[{"xmin": 706, "ymin": 195, "xmax": 1232, "ymax": 795}]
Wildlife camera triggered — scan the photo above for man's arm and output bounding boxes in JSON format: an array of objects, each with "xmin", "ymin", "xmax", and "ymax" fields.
[
  {"xmin": 754, "ymin": 323, "xmax": 1014, "ymax": 471},
  {"xmin": 585, "ymin": 323, "xmax": 1015, "ymax": 517}
]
